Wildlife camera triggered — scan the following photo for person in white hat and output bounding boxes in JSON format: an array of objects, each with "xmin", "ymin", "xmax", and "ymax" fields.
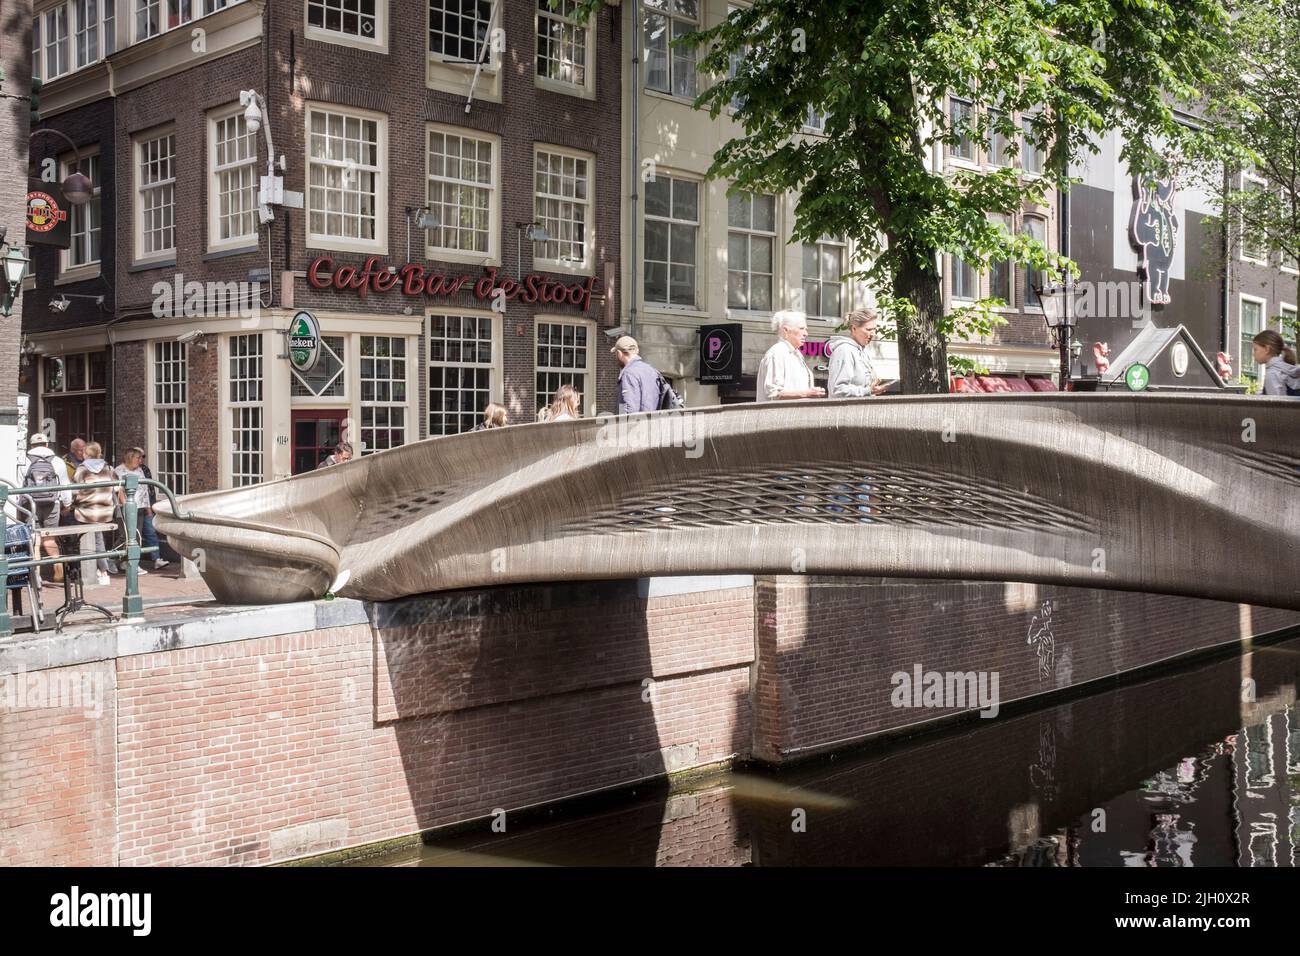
[
  {"xmin": 610, "ymin": 335, "xmax": 664, "ymax": 414},
  {"xmin": 756, "ymin": 310, "xmax": 825, "ymax": 402},
  {"xmin": 18, "ymin": 433, "xmax": 73, "ymax": 582}
]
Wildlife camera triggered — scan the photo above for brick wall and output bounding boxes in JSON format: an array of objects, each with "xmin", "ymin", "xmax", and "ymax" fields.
[
  {"xmin": 1, "ymin": 3, "xmax": 33, "ymax": 409},
  {"xmin": 753, "ymin": 576, "xmax": 1300, "ymax": 762},
  {"xmin": 0, "ymin": 660, "xmax": 116, "ymax": 866},
  {"xmin": 3, "ymin": 575, "xmax": 1295, "ymax": 866},
  {"xmin": 113, "ymin": 340, "xmax": 147, "ymax": 454}
]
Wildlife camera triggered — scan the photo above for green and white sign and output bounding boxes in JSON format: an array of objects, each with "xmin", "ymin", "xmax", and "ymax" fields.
[
  {"xmin": 1124, "ymin": 362, "xmax": 1150, "ymax": 392},
  {"xmin": 288, "ymin": 311, "xmax": 320, "ymax": 373}
]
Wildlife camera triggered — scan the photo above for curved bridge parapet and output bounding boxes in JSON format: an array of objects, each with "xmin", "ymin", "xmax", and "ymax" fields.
[{"xmin": 153, "ymin": 394, "xmax": 1300, "ymax": 611}]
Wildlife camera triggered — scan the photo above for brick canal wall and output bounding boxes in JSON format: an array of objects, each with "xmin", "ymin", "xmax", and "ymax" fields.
[{"xmin": 1, "ymin": 577, "xmax": 1297, "ymax": 866}]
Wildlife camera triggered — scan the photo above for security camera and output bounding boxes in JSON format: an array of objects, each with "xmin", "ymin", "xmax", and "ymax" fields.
[
  {"xmin": 49, "ymin": 297, "xmax": 70, "ymax": 313},
  {"xmin": 176, "ymin": 330, "xmax": 206, "ymax": 345},
  {"xmin": 604, "ymin": 326, "xmax": 627, "ymax": 340}
]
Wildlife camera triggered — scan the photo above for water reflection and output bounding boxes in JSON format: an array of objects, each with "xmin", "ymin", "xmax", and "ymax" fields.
[{"xmin": 349, "ymin": 639, "xmax": 1300, "ymax": 867}]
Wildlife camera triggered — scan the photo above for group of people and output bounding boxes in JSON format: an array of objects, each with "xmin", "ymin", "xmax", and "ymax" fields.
[
  {"xmin": 757, "ymin": 309, "xmax": 889, "ymax": 402},
  {"xmin": 17, "ymin": 435, "xmax": 170, "ymax": 587},
  {"xmin": 1252, "ymin": 330, "xmax": 1300, "ymax": 397}
]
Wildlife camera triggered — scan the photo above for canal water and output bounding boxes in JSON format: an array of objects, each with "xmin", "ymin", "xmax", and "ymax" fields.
[{"xmin": 349, "ymin": 638, "xmax": 1300, "ymax": 867}]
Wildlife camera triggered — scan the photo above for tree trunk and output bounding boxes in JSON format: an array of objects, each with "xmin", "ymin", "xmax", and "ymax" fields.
[{"xmin": 891, "ymin": 242, "xmax": 949, "ymax": 393}]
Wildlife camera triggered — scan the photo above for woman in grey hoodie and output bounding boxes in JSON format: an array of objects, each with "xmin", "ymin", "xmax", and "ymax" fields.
[{"xmin": 827, "ymin": 310, "xmax": 889, "ymax": 398}]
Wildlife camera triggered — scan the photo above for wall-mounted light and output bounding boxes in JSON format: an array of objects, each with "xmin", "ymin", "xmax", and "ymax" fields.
[
  {"xmin": 1, "ymin": 242, "xmax": 31, "ymax": 317},
  {"xmin": 29, "ymin": 129, "xmax": 93, "ymax": 205}
]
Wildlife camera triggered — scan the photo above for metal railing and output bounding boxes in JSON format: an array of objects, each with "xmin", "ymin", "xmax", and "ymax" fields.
[{"xmin": 0, "ymin": 474, "xmax": 191, "ymax": 637}]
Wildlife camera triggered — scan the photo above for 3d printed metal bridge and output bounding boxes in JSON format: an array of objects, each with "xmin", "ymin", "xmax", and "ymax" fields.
[{"xmin": 153, "ymin": 394, "xmax": 1300, "ymax": 610}]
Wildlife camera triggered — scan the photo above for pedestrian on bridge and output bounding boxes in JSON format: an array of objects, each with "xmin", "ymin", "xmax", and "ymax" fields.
[
  {"xmin": 610, "ymin": 335, "xmax": 663, "ymax": 414},
  {"xmin": 756, "ymin": 310, "xmax": 826, "ymax": 403},
  {"xmin": 827, "ymin": 310, "xmax": 891, "ymax": 398},
  {"xmin": 541, "ymin": 384, "xmax": 582, "ymax": 422},
  {"xmin": 1252, "ymin": 330, "xmax": 1300, "ymax": 397},
  {"xmin": 472, "ymin": 403, "xmax": 508, "ymax": 430},
  {"xmin": 318, "ymin": 441, "xmax": 354, "ymax": 468},
  {"xmin": 64, "ymin": 442, "xmax": 124, "ymax": 588}
]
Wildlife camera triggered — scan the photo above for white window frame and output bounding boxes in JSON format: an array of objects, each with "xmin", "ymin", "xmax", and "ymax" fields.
[
  {"xmin": 304, "ymin": 0, "xmax": 387, "ymax": 52},
  {"xmin": 425, "ymin": 123, "xmax": 500, "ymax": 266},
  {"xmin": 1278, "ymin": 302, "xmax": 1296, "ymax": 332},
  {"xmin": 224, "ymin": 331, "xmax": 265, "ymax": 488},
  {"xmin": 1240, "ymin": 171, "xmax": 1270, "ymax": 265},
  {"xmin": 427, "ymin": 0, "xmax": 496, "ymax": 67},
  {"xmin": 41, "ymin": 4, "xmax": 70, "ymax": 80},
  {"xmin": 59, "ymin": 148, "xmax": 102, "ymax": 278},
  {"xmin": 208, "ymin": 104, "xmax": 260, "ymax": 252},
  {"xmin": 1021, "ymin": 113, "xmax": 1045, "ymax": 176},
  {"xmin": 535, "ymin": 0, "xmax": 595, "ymax": 97},
  {"xmin": 1240, "ymin": 292, "xmax": 1267, "ymax": 382},
  {"xmin": 291, "ymin": 333, "xmax": 347, "ymax": 401},
  {"xmin": 950, "ymin": 253, "xmax": 978, "ymax": 303},
  {"xmin": 534, "ymin": 316, "xmax": 596, "ymax": 418},
  {"xmin": 358, "ymin": 333, "xmax": 408, "ymax": 454},
  {"xmin": 426, "ymin": 310, "xmax": 501, "ymax": 437},
  {"xmin": 727, "ymin": 190, "xmax": 777, "ymax": 314},
  {"xmin": 150, "ymin": 339, "xmax": 188, "ymax": 496},
  {"xmin": 1021, "ymin": 216, "xmax": 1047, "ymax": 312},
  {"xmin": 643, "ymin": 173, "xmax": 700, "ymax": 310},
  {"xmin": 533, "ymin": 144, "xmax": 594, "ymax": 274},
  {"xmin": 802, "ymin": 235, "xmax": 846, "ymax": 319},
  {"xmin": 948, "ymin": 96, "xmax": 977, "ymax": 166},
  {"xmin": 133, "ymin": 0, "xmax": 238, "ymax": 43},
  {"xmin": 987, "ymin": 108, "xmax": 1012, "ymax": 168},
  {"xmin": 304, "ymin": 103, "xmax": 389, "ymax": 255},
  {"xmin": 133, "ymin": 127, "xmax": 177, "ymax": 265},
  {"xmin": 642, "ymin": 0, "xmax": 699, "ymax": 100},
  {"xmin": 988, "ymin": 215, "xmax": 1015, "ymax": 309}
]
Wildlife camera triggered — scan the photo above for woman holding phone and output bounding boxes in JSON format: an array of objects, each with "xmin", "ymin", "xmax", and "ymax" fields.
[{"xmin": 828, "ymin": 310, "xmax": 892, "ymax": 397}]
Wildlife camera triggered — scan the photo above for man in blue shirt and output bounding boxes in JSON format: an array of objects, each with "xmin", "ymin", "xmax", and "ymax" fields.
[{"xmin": 611, "ymin": 335, "xmax": 663, "ymax": 413}]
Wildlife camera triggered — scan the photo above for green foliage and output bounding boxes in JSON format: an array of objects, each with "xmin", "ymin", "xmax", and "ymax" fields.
[
  {"xmin": 576, "ymin": 0, "xmax": 1238, "ymax": 391},
  {"xmin": 1195, "ymin": 1, "xmax": 1300, "ymax": 295}
]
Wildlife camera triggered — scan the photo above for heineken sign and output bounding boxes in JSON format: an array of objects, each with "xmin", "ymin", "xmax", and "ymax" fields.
[{"xmin": 288, "ymin": 311, "xmax": 321, "ymax": 372}]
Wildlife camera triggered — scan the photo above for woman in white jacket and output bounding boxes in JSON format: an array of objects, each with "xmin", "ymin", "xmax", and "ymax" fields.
[{"xmin": 827, "ymin": 310, "xmax": 890, "ymax": 398}]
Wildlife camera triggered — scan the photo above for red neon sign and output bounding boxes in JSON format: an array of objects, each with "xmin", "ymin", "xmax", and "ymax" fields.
[{"xmin": 306, "ymin": 256, "xmax": 598, "ymax": 312}]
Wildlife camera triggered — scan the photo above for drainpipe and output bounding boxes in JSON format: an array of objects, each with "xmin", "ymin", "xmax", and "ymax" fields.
[
  {"xmin": 628, "ymin": 3, "xmax": 640, "ymax": 339},
  {"xmin": 1221, "ymin": 164, "xmax": 1231, "ymax": 355}
]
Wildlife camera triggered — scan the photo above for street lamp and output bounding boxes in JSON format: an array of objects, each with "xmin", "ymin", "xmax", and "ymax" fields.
[
  {"xmin": 516, "ymin": 221, "xmax": 550, "ymax": 272},
  {"xmin": 28, "ymin": 129, "xmax": 93, "ymax": 205},
  {"xmin": 1033, "ymin": 272, "xmax": 1080, "ymax": 391},
  {"xmin": 1, "ymin": 242, "xmax": 31, "ymax": 318}
]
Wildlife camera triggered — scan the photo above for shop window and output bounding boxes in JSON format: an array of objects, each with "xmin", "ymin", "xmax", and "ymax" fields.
[
  {"xmin": 360, "ymin": 335, "xmax": 407, "ymax": 453},
  {"xmin": 428, "ymin": 313, "xmax": 494, "ymax": 436},
  {"xmin": 535, "ymin": 319, "xmax": 590, "ymax": 416},
  {"xmin": 291, "ymin": 334, "xmax": 346, "ymax": 397},
  {"xmin": 153, "ymin": 340, "xmax": 187, "ymax": 495},
  {"xmin": 228, "ymin": 333, "xmax": 263, "ymax": 486}
]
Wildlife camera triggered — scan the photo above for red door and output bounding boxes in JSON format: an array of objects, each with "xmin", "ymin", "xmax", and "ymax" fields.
[{"xmin": 292, "ymin": 409, "xmax": 348, "ymax": 474}]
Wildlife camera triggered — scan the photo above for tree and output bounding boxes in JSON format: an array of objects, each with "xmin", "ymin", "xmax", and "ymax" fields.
[
  {"xmin": 577, "ymin": 0, "xmax": 1238, "ymax": 392},
  {"xmin": 1197, "ymin": 0, "xmax": 1300, "ymax": 341}
]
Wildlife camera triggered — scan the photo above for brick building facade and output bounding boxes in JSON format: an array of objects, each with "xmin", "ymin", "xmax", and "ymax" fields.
[
  {"xmin": 21, "ymin": 0, "xmax": 622, "ymax": 492},
  {"xmin": 1, "ymin": 1, "xmax": 34, "ymax": 482}
]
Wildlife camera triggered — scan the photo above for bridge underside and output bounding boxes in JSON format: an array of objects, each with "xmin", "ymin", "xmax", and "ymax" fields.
[{"xmin": 153, "ymin": 394, "xmax": 1300, "ymax": 611}]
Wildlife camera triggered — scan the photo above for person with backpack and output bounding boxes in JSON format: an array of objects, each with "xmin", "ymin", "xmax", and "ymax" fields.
[
  {"xmin": 19, "ymin": 433, "xmax": 72, "ymax": 583},
  {"xmin": 611, "ymin": 335, "xmax": 667, "ymax": 414}
]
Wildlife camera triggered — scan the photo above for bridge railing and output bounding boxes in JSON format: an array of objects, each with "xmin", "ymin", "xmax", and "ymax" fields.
[{"xmin": 0, "ymin": 475, "xmax": 191, "ymax": 637}]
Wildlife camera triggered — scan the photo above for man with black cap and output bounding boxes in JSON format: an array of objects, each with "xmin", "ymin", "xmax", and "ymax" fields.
[{"xmin": 611, "ymin": 335, "xmax": 664, "ymax": 414}]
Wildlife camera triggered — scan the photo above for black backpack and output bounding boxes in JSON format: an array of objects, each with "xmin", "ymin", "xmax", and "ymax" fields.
[
  {"xmin": 657, "ymin": 374, "xmax": 685, "ymax": 411},
  {"xmin": 23, "ymin": 456, "xmax": 60, "ymax": 502}
]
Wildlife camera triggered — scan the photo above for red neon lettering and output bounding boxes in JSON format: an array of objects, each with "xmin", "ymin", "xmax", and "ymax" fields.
[{"xmin": 307, "ymin": 257, "xmax": 333, "ymax": 289}]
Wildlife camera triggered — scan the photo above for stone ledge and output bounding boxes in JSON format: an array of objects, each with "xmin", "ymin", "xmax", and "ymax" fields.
[{"xmin": 0, "ymin": 599, "xmax": 369, "ymax": 675}]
